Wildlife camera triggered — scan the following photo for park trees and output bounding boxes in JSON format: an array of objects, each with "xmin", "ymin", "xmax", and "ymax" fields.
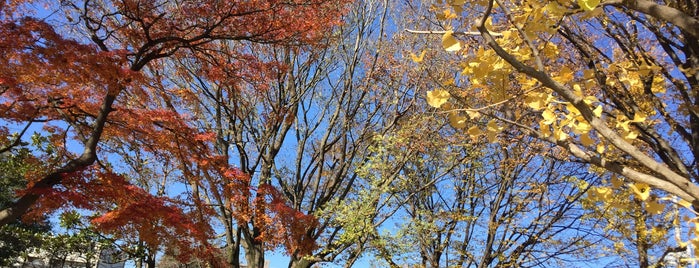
[{"xmin": 158, "ymin": 0, "xmax": 419, "ymax": 266}]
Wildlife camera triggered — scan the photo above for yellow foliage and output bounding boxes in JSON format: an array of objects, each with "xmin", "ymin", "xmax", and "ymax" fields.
[
  {"xmin": 467, "ymin": 125, "xmax": 482, "ymax": 139},
  {"xmin": 426, "ymin": 89, "xmax": 451, "ymax": 108},
  {"xmin": 448, "ymin": 111, "xmax": 467, "ymax": 129},
  {"xmin": 442, "ymin": 31, "xmax": 461, "ymax": 52},
  {"xmin": 525, "ymin": 92, "xmax": 549, "ymax": 110},
  {"xmin": 630, "ymin": 183, "xmax": 650, "ymax": 201},
  {"xmin": 645, "ymin": 199, "xmax": 665, "ymax": 215},
  {"xmin": 611, "ymin": 175, "xmax": 623, "ymax": 189},
  {"xmin": 580, "ymin": 133, "xmax": 594, "ymax": 146},
  {"xmin": 410, "ymin": 50, "xmax": 426, "ymax": 63}
]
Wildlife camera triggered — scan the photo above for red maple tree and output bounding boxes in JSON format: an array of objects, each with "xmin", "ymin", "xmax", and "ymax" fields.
[{"xmin": 0, "ymin": 0, "xmax": 343, "ymax": 262}]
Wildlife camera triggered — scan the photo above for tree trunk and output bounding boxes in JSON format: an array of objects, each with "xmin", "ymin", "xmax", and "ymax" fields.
[
  {"xmin": 243, "ymin": 243, "xmax": 264, "ymax": 268},
  {"xmin": 241, "ymin": 226, "xmax": 265, "ymax": 268},
  {"xmin": 288, "ymin": 256, "xmax": 315, "ymax": 268}
]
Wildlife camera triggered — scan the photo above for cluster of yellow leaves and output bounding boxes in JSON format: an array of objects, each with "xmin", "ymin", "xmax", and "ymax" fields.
[
  {"xmin": 582, "ymin": 174, "xmax": 699, "ymax": 256},
  {"xmin": 585, "ymin": 176, "xmax": 667, "ymax": 214}
]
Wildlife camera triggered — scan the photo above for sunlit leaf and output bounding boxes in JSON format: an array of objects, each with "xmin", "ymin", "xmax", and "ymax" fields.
[
  {"xmin": 580, "ymin": 132, "xmax": 594, "ymax": 146},
  {"xmin": 467, "ymin": 126, "xmax": 482, "ymax": 139},
  {"xmin": 541, "ymin": 109, "xmax": 556, "ymax": 125},
  {"xmin": 596, "ymin": 143, "xmax": 605, "ymax": 153},
  {"xmin": 611, "ymin": 175, "xmax": 623, "ymax": 189},
  {"xmin": 448, "ymin": 111, "xmax": 467, "ymax": 129},
  {"xmin": 410, "ymin": 50, "xmax": 426, "ymax": 63},
  {"xmin": 631, "ymin": 112, "xmax": 647, "ymax": 123},
  {"xmin": 577, "ymin": 0, "xmax": 600, "ymax": 11},
  {"xmin": 645, "ymin": 199, "xmax": 665, "ymax": 214},
  {"xmin": 525, "ymin": 92, "xmax": 547, "ymax": 110},
  {"xmin": 442, "ymin": 30, "xmax": 462, "ymax": 52},
  {"xmin": 426, "ymin": 89, "xmax": 451, "ymax": 108},
  {"xmin": 593, "ymin": 105, "xmax": 603, "ymax": 117},
  {"xmin": 630, "ymin": 182, "xmax": 650, "ymax": 201}
]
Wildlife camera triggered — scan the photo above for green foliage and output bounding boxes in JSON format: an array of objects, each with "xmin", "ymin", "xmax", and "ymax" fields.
[{"xmin": 0, "ymin": 144, "xmax": 50, "ymax": 265}]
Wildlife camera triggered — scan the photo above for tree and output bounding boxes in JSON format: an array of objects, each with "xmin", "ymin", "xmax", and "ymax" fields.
[
  {"xmin": 0, "ymin": 0, "xmax": 344, "ymax": 262},
  {"xmin": 412, "ymin": 0, "xmax": 699, "ymax": 265},
  {"xmin": 0, "ymin": 141, "xmax": 50, "ymax": 266},
  {"xmin": 156, "ymin": 0, "xmax": 417, "ymax": 266}
]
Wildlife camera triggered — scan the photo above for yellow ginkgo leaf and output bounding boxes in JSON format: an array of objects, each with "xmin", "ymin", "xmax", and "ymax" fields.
[
  {"xmin": 596, "ymin": 143, "xmax": 605, "ymax": 153},
  {"xmin": 487, "ymin": 120, "xmax": 503, "ymax": 132},
  {"xmin": 650, "ymin": 226, "xmax": 667, "ymax": 239},
  {"xmin": 554, "ymin": 128, "xmax": 568, "ymax": 141},
  {"xmin": 442, "ymin": 30, "xmax": 462, "ymax": 52},
  {"xmin": 580, "ymin": 132, "xmax": 594, "ymax": 146},
  {"xmin": 573, "ymin": 121, "xmax": 591, "ymax": 134},
  {"xmin": 410, "ymin": 50, "xmax": 426, "ymax": 63},
  {"xmin": 541, "ymin": 109, "xmax": 556, "ymax": 125},
  {"xmin": 556, "ymin": 66, "xmax": 574, "ymax": 83},
  {"xmin": 611, "ymin": 175, "xmax": 623, "ymax": 189},
  {"xmin": 610, "ymin": 202, "xmax": 628, "ymax": 210},
  {"xmin": 467, "ymin": 126, "xmax": 482, "ymax": 139},
  {"xmin": 486, "ymin": 120, "xmax": 503, "ymax": 143},
  {"xmin": 631, "ymin": 112, "xmax": 647, "ymax": 123},
  {"xmin": 525, "ymin": 92, "xmax": 547, "ymax": 110},
  {"xmin": 645, "ymin": 199, "xmax": 665, "ymax": 214},
  {"xmin": 593, "ymin": 105, "xmax": 603, "ymax": 117},
  {"xmin": 578, "ymin": 0, "xmax": 600, "ymax": 11},
  {"xmin": 466, "ymin": 110, "xmax": 480, "ymax": 120},
  {"xmin": 590, "ymin": 186, "xmax": 612, "ymax": 202},
  {"xmin": 630, "ymin": 182, "xmax": 650, "ymax": 201},
  {"xmin": 448, "ymin": 112, "xmax": 467, "ymax": 129},
  {"xmin": 436, "ymin": 8, "xmax": 458, "ymax": 20},
  {"xmin": 426, "ymin": 89, "xmax": 450, "ymax": 108}
]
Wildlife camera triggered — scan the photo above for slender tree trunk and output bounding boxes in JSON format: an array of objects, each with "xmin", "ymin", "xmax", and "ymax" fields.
[
  {"xmin": 288, "ymin": 256, "xmax": 315, "ymax": 268},
  {"xmin": 243, "ymin": 242, "xmax": 264, "ymax": 268}
]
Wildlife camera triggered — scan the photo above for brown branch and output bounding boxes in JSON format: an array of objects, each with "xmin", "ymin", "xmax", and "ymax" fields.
[
  {"xmin": 0, "ymin": 90, "xmax": 118, "ymax": 226},
  {"xmin": 604, "ymin": 0, "xmax": 699, "ymax": 39}
]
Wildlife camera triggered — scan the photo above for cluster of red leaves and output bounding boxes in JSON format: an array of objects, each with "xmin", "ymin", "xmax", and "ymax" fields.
[
  {"xmin": 113, "ymin": 0, "xmax": 343, "ymax": 45},
  {"xmin": 222, "ymin": 169, "xmax": 319, "ymax": 255},
  {"xmin": 0, "ymin": 17, "xmax": 133, "ymax": 127},
  {"xmin": 23, "ymin": 167, "xmax": 216, "ymax": 262}
]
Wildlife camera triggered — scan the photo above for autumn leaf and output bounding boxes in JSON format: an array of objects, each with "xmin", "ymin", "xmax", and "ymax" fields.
[
  {"xmin": 611, "ymin": 175, "xmax": 623, "ymax": 189},
  {"xmin": 426, "ymin": 89, "xmax": 451, "ymax": 108},
  {"xmin": 577, "ymin": 0, "xmax": 600, "ymax": 11},
  {"xmin": 593, "ymin": 105, "xmax": 603, "ymax": 117},
  {"xmin": 630, "ymin": 183, "xmax": 650, "ymax": 201},
  {"xmin": 410, "ymin": 50, "xmax": 426, "ymax": 63},
  {"xmin": 580, "ymin": 133, "xmax": 594, "ymax": 146},
  {"xmin": 645, "ymin": 199, "xmax": 665, "ymax": 214},
  {"xmin": 541, "ymin": 109, "xmax": 556, "ymax": 125},
  {"xmin": 448, "ymin": 111, "xmax": 467, "ymax": 129},
  {"xmin": 467, "ymin": 125, "xmax": 482, "ymax": 139},
  {"xmin": 525, "ymin": 92, "xmax": 548, "ymax": 110},
  {"xmin": 442, "ymin": 31, "xmax": 461, "ymax": 52}
]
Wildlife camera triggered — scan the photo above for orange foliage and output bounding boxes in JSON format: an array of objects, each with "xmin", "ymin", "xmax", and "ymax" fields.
[
  {"xmin": 1, "ymin": 0, "xmax": 343, "ymax": 261},
  {"xmin": 220, "ymin": 168, "xmax": 319, "ymax": 255},
  {"xmin": 23, "ymin": 168, "xmax": 215, "ymax": 261}
]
